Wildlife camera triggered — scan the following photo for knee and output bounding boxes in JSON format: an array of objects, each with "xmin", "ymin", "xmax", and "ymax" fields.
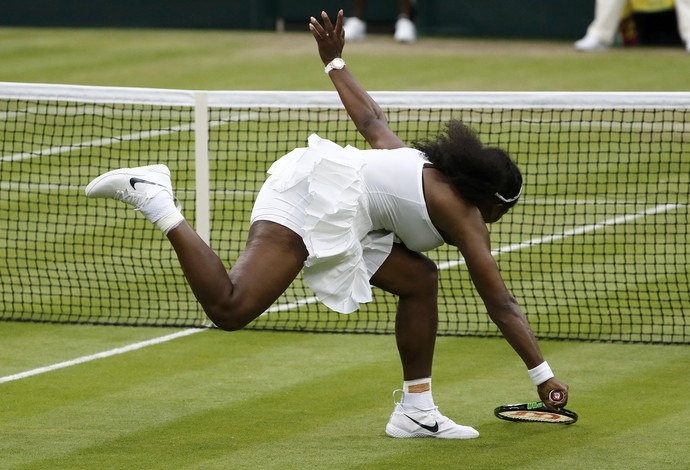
[
  {"xmin": 415, "ymin": 257, "xmax": 439, "ymax": 295},
  {"xmin": 210, "ymin": 315, "xmax": 249, "ymax": 332},
  {"xmin": 398, "ymin": 255, "xmax": 438, "ymax": 299},
  {"xmin": 203, "ymin": 300, "xmax": 264, "ymax": 332},
  {"xmin": 373, "ymin": 248, "xmax": 439, "ymax": 299}
]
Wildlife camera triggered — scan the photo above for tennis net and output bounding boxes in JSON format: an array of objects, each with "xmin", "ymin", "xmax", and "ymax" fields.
[{"xmin": 1, "ymin": 82, "xmax": 688, "ymax": 343}]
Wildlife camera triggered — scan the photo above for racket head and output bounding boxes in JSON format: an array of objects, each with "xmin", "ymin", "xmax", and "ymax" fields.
[{"xmin": 494, "ymin": 401, "xmax": 578, "ymax": 424}]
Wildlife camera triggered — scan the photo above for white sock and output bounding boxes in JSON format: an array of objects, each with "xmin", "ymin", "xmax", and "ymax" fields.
[
  {"xmin": 155, "ymin": 210, "xmax": 185, "ymax": 234},
  {"xmin": 138, "ymin": 192, "xmax": 184, "ymax": 234},
  {"xmin": 403, "ymin": 377, "xmax": 435, "ymax": 409}
]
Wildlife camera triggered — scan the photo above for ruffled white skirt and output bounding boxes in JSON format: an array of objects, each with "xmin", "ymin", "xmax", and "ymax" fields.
[{"xmin": 250, "ymin": 134, "xmax": 394, "ymax": 313}]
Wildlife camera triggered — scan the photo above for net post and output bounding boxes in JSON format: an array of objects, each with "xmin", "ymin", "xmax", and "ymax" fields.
[
  {"xmin": 194, "ymin": 91, "xmax": 212, "ymax": 326},
  {"xmin": 194, "ymin": 91, "xmax": 211, "ymax": 246}
]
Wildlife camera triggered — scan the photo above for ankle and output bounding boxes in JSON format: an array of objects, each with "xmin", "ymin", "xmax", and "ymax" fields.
[
  {"xmin": 155, "ymin": 210, "xmax": 185, "ymax": 234},
  {"xmin": 403, "ymin": 378, "xmax": 435, "ymax": 409},
  {"xmin": 139, "ymin": 192, "xmax": 184, "ymax": 233}
]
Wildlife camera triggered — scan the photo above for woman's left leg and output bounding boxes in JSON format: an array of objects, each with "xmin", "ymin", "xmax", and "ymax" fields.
[
  {"xmin": 372, "ymin": 244, "xmax": 480, "ymax": 439},
  {"xmin": 370, "ymin": 243, "xmax": 438, "ymax": 380}
]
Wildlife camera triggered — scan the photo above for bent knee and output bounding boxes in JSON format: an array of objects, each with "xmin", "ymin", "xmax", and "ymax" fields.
[
  {"xmin": 211, "ymin": 316, "xmax": 249, "ymax": 332},
  {"xmin": 204, "ymin": 301, "xmax": 264, "ymax": 332},
  {"xmin": 372, "ymin": 247, "xmax": 439, "ymax": 298},
  {"xmin": 415, "ymin": 257, "xmax": 439, "ymax": 294}
]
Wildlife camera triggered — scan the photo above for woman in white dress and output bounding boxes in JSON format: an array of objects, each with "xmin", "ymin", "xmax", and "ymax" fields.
[{"xmin": 86, "ymin": 9, "xmax": 569, "ymax": 439}]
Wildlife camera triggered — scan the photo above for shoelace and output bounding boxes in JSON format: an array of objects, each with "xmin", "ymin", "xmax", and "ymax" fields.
[
  {"xmin": 114, "ymin": 188, "xmax": 182, "ymax": 213},
  {"xmin": 114, "ymin": 188, "xmax": 150, "ymax": 207}
]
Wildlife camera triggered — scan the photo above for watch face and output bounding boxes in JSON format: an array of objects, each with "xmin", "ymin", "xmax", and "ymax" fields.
[{"xmin": 332, "ymin": 58, "xmax": 344, "ymax": 68}]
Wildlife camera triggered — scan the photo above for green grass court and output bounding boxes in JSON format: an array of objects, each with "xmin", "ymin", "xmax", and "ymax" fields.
[
  {"xmin": 3, "ymin": 325, "xmax": 690, "ymax": 469},
  {"xmin": 1, "ymin": 27, "xmax": 689, "ymax": 468}
]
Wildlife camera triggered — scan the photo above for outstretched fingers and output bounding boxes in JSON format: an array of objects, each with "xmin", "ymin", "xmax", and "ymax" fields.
[
  {"xmin": 320, "ymin": 9, "xmax": 338, "ymax": 36},
  {"xmin": 309, "ymin": 9, "xmax": 343, "ymax": 40},
  {"xmin": 309, "ymin": 16, "xmax": 324, "ymax": 39}
]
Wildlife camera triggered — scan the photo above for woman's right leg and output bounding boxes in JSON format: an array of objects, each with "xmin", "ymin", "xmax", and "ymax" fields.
[
  {"xmin": 85, "ymin": 165, "xmax": 307, "ymax": 331},
  {"xmin": 167, "ymin": 220, "xmax": 308, "ymax": 331}
]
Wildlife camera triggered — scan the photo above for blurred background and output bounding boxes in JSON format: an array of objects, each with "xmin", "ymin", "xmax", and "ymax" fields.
[{"xmin": 0, "ymin": 0, "xmax": 683, "ymax": 46}]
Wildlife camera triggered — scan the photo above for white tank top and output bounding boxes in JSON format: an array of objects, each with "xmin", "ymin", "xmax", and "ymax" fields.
[{"xmin": 360, "ymin": 147, "xmax": 444, "ymax": 252}]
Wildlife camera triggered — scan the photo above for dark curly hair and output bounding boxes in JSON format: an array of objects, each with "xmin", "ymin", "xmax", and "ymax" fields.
[{"xmin": 413, "ymin": 120, "xmax": 522, "ymax": 209}]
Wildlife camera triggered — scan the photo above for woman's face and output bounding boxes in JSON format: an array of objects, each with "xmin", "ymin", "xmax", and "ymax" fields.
[{"xmin": 479, "ymin": 203, "xmax": 509, "ymax": 224}]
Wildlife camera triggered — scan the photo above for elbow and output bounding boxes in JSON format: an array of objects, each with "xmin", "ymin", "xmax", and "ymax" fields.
[
  {"xmin": 355, "ymin": 106, "xmax": 388, "ymax": 133},
  {"xmin": 355, "ymin": 116, "xmax": 383, "ymax": 136},
  {"xmin": 486, "ymin": 294, "xmax": 521, "ymax": 327},
  {"xmin": 356, "ymin": 119, "xmax": 401, "ymax": 149}
]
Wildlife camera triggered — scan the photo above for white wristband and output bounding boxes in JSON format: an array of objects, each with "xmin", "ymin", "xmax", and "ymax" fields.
[{"xmin": 528, "ymin": 361, "xmax": 554, "ymax": 386}]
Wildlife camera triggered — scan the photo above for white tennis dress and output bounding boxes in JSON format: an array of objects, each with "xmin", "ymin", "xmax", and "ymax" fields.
[{"xmin": 251, "ymin": 134, "xmax": 444, "ymax": 313}]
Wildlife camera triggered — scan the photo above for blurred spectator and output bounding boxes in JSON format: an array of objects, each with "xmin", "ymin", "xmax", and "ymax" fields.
[
  {"xmin": 575, "ymin": 0, "xmax": 690, "ymax": 52},
  {"xmin": 344, "ymin": 0, "xmax": 417, "ymax": 43}
]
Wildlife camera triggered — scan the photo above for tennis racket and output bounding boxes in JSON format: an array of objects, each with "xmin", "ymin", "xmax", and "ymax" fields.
[{"xmin": 494, "ymin": 401, "xmax": 578, "ymax": 424}]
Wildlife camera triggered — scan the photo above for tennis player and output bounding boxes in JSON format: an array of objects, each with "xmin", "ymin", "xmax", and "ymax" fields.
[{"xmin": 86, "ymin": 9, "xmax": 569, "ymax": 439}]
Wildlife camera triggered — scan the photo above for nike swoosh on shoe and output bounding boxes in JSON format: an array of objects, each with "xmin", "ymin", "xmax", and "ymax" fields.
[
  {"xmin": 130, "ymin": 177, "xmax": 163, "ymax": 190},
  {"xmin": 404, "ymin": 414, "xmax": 439, "ymax": 433}
]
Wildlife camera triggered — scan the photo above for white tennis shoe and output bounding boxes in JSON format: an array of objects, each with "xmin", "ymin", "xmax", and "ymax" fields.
[
  {"xmin": 385, "ymin": 390, "xmax": 479, "ymax": 439},
  {"xmin": 343, "ymin": 16, "xmax": 366, "ymax": 42},
  {"xmin": 85, "ymin": 164, "xmax": 183, "ymax": 233},
  {"xmin": 394, "ymin": 17, "xmax": 417, "ymax": 43},
  {"xmin": 574, "ymin": 34, "xmax": 609, "ymax": 52}
]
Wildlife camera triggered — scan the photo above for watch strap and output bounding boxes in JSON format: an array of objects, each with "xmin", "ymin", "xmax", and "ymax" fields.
[{"xmin": 324, "ymin": 58, "xmax": 346, "ymax": 75}]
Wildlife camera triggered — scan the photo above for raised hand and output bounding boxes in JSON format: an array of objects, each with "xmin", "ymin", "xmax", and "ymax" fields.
[{"xmin": 309, "ymin": 9, "xmax": 345, "ymax": 65}]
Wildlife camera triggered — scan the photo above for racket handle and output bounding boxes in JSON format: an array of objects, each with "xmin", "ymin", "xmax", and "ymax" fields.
[{"xmin": 548, "ymin": 389, "xmax": 565, "ymax": 404}]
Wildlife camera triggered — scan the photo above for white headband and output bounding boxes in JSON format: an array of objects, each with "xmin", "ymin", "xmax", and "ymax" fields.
[{"xmin": 494, "ymin": 185, "xmax": 522, "ymax": 203}]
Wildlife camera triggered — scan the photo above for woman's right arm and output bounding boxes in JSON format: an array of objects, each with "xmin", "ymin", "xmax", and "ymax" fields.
[{"xmin": 309, "ymin": 10, "xmax": 405, "ymax": 150}]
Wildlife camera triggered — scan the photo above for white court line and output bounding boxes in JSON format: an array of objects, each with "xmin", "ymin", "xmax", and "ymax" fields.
[
  {"xmin": 1, "ymin": 125, "xmax": 194, "ymax": 163},
  {"xmin": 439, "ymin": 202, "xmax": 680, "ymax": 270},
  {"xmin": 1, "ymin": 112, "xmax": 258, "ymax": 163},
  {"xmin": 0, "ymin": 328, "xmax": 205, "ymax": 385},
  {"xmin": 0, "ymin": 202, "xmax": 682, "ymax": 384}
]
